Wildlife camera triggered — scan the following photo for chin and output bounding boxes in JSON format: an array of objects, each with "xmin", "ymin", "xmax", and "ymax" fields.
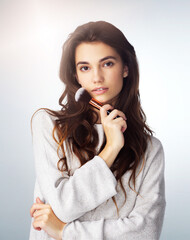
[
  {"xmin": 97, "ymin": 97, "xmax": 110, "ymax": 104},
  {"xmin": 95, "ymin": 94, "xmax": 118, "ymax": 106}
]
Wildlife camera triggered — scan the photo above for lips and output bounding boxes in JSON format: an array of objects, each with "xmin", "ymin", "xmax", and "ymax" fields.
[
  {"xmin": 92, "ymin": 87, "xmax": 108, "ymax": 91},
  {"xmin": 92, "ymin": 87, "xmax": 108, "ymax": 95}
]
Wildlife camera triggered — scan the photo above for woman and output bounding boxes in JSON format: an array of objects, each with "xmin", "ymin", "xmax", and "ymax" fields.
[{"xmin": 29, "ymin": 21, "xmax": 166, "ymax": 240}]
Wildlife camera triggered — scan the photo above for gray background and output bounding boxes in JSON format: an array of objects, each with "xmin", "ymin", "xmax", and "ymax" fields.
[{"xmin": 0, "ymin": 0, "xmax": 189, "ymax": 239}]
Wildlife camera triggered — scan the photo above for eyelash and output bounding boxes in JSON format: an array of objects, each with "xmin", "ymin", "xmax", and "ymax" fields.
[
  {"xmin": 104, "ymin": 61, "xmax": 114, "ymax": 67},
  {"xmin": 80, "ymin": 61, "xmax": 114, "ymax": 72},
  {"xmin": 80, "ymin": 66, "xmax": 89, "ymax": 71}
]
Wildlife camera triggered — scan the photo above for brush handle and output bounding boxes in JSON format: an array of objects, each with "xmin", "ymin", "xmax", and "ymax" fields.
[
  {"xmin": 89, "ymin": 98, "xmax": 118, "ymax": 117},
  {"xmin": 89, "ymin": 98, "xmax": 103, "ymax": 110}
]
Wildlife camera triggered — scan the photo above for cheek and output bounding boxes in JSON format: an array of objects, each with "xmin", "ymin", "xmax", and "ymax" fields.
[
  {"xmin": 110, "ymin": 70, "xmax": 123, "ymax": 86},
  {"xmin": 109, "ymin": 67, "xmax": 123, "ymax": 78},
  {"xmin": 77, "ymin": 72, "xmax": 92, "ymax": 88}
]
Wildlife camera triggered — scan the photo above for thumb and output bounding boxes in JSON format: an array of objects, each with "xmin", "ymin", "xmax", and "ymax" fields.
[{"xmin": 36, "ymin": 197, "xmax": 44, "ymax": 204}]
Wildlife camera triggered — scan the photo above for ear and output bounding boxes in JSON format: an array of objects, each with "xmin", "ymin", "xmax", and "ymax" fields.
[{"xmin": 123, "ymin": 66, "xmax": 129, "ymax": 78}]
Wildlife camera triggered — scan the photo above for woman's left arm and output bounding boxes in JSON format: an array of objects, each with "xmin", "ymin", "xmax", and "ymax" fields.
[{"xmin": 32, "ymin": 137, "xmax": 166, "ymax": 240}]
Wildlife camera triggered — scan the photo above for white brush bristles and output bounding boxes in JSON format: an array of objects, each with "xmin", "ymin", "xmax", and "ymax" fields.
[{"xmin": 75, "ymin": 88, "xmax": 86, "ymax": 102}]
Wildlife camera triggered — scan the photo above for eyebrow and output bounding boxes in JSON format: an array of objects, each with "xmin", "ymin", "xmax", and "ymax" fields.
[{"xmin": 76, "ymin": 56, "xmax": 117, "ymax": 66}]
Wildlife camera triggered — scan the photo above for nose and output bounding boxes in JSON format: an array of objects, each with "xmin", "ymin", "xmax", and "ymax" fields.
[{"xmin": 92, "ymin": 67, "xmax": 104, "ymax": 83}]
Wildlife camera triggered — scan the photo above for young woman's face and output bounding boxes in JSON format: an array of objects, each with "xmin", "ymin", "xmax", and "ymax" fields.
[{"xmin": 75, "ymin": 41, "xmax": 128, "ymax": 105}]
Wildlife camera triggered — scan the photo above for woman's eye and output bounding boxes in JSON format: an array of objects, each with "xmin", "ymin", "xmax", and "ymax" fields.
[
  {"xmin": 80, "ymin": 66, "xmax": 89, "ymax": 72},
  {"xmin": 104, "ymin": 62, "xmax": 114, "ymax": 67}
]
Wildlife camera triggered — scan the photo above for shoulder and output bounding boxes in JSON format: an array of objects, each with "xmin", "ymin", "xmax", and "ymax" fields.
[
  {"xmin": 147, "ymin": 136, "xmax": 164, "ymax": 155},
  {"xmin": 31, "ymin": 108, "xmax": 57, "ymax": 121},
  {"xmin": 31, "ymin": 109, "xmax": 58, "ymax": 135},
  {"xmin": 144, "ymin": 135, "xmax": 165, "ymax": 170}
]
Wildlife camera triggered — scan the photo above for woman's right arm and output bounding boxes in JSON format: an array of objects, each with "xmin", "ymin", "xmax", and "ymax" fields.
[
  {"xmin": 30, "ymin": 110, "xmax": 118, "ymax": 223},
  {"xmin": 98, "ymin": 104, "xmax": 127, "ymax": 168}
]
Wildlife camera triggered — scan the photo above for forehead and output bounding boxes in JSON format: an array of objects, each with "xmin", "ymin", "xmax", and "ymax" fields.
[{"xmin": 75, "ymin": 41, "xmax": 120, "ymax": 61}]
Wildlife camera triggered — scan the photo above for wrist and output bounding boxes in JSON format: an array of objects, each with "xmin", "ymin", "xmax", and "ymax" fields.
[
  {"xmin": 57, "ymin": 222, "xmax": 66, "ymax": 240},
  {"xmin": 105, "ymin": 142, "xmax": 122, "ymax": 153},
  {"xmin": 99, "ymin": 144, "xmax": 121, "ymax": 168}
]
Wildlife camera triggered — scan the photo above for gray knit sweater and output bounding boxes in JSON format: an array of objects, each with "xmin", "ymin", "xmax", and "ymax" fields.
[{"xmin": 29, "ymin": 109, "xmax": 166, "ymax": 240}]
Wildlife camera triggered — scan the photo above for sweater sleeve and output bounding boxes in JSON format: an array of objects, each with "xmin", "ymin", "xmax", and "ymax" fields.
[
  {"xmin": 31, "ymin": 110, "xmax": 117, "ymax": 223},
  {"xmin": 61, "ymin": 138, "xmax": 166, "ymax": 240}
]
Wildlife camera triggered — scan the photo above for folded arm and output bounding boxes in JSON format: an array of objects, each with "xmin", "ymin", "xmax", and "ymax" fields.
[{"xmin": 61, "ymin": 138, "xmax": 166, "ymax": 240}]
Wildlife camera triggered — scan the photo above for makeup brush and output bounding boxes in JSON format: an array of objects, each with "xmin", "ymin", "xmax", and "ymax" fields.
[{"xmin": 75, "ymin": 87, "xmax": 112, "ymax": 114}]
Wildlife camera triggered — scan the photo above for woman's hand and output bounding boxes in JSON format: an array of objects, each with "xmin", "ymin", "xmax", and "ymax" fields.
[
  {"xmin": 30, "ymin": 197, "xmax": 66, "ymax": 240},
  {"xmin": 100, "ymin": 104, "xmax": 127, "ymax": 149},
  {"xmin": 98, "ymin": 104, "xmax": 127, "ymax": 168}
]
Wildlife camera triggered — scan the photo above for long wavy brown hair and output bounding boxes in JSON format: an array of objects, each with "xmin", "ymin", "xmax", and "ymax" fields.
[{"xmin": 31, "ymin": 21, "xmax": 153, "ymax": 215}]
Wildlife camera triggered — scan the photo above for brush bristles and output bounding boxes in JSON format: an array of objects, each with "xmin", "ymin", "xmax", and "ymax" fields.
[{"xmin": 75, "ymin": 87, "xmax": 91, "ymax": 103}]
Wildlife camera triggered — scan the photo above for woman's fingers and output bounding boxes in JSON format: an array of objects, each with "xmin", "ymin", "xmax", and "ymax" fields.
[
  {"xmin": 100, "ymin": 104, "xmax": 113, "ymax": 119},
  {"xmin": 107, "ymin": 109, "xmax": 127, "ymax": 121},
  {"xmin": 101, "ymin": 104, "xmax": 114, "ymax": 112},
  {"xmin": 36, "ymin": 197, "xmax": 44, "ymax": 204},
  {"xmin": 113, "ymin": 117, "xmax": 127, "ymax": 133},
  {"xmin": 31, "ymin": 203, "xmax": 66, "ymax": 239},
  {"xmin": 30, "ymin": 203, "xmax": 50, "ymax": 217},
  {"xmin": 99, "ymin": 104, "xmax": 127, "ymax": 152},
  {"xmin": 32, "ymin": 216, "xmax": 46, "ymax": 230},
  {"xmin": 31, "ymin": 202, "xmax": 51, "ymax": 231},
  {"xmin": 100, "ymin": 104, "xmax": 127, "ymax": 133},
  {"xmin": 100, "ymin": 104, "xmax": 127, "ymax": 121},
  {"xmin": 33, "ymin": 208, "xmax": 51, "ymax": 219},
  {"xmin": 30, "ymin": 197, "xmax": 44, "ymax": 217}
]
